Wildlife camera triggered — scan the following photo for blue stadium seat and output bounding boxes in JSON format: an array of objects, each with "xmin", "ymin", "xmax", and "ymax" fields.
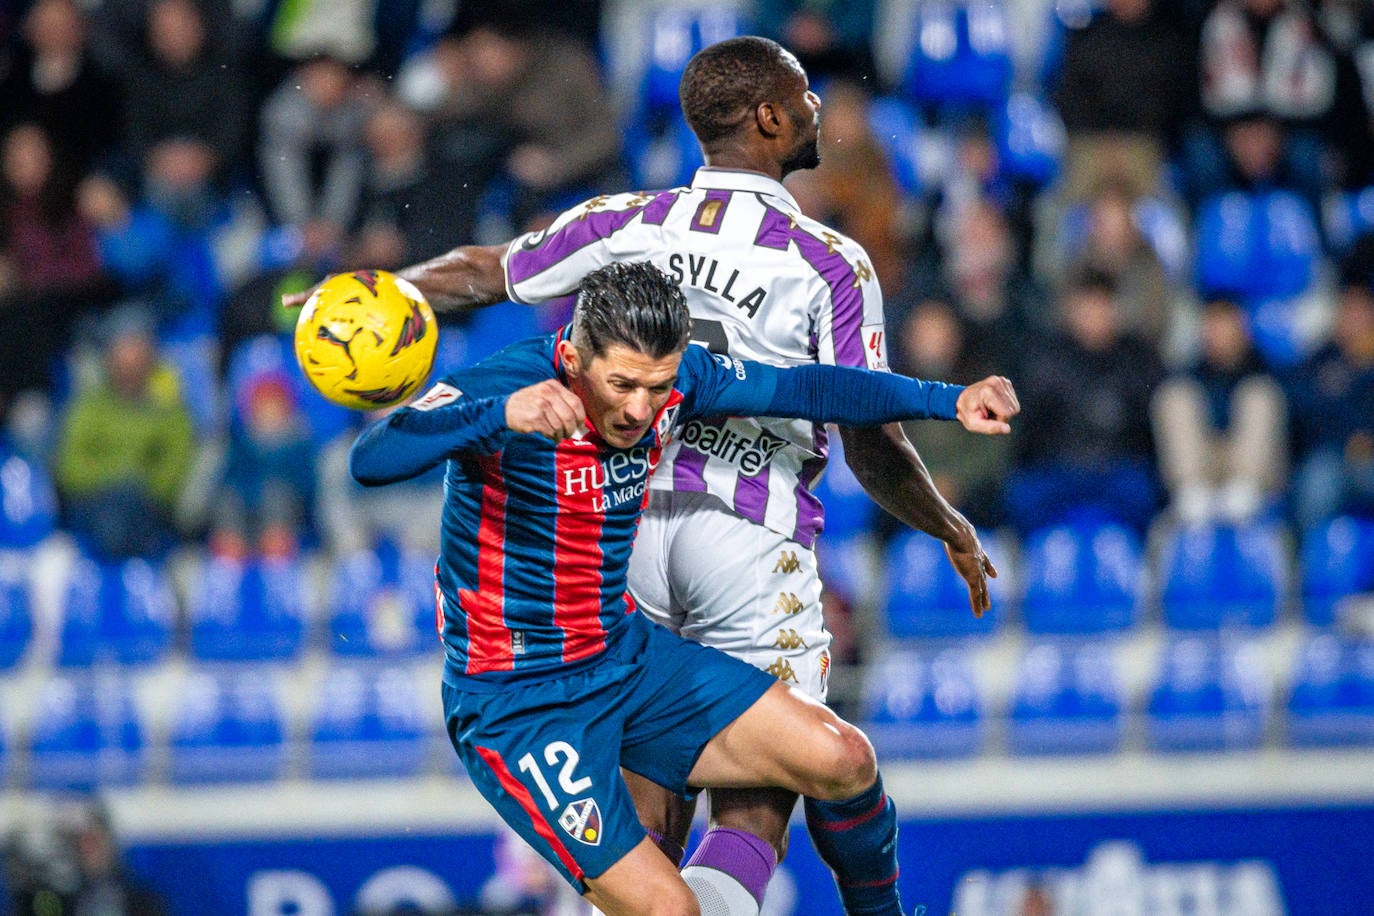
[
  {"xmin": 1322, "ymin": 185, "xmax": 1374, "ymax": 254},
  {"xmin": 1300, "ymin": 515, "xmax": 1374, "ymax": 627},
  {"xmin": 882, "ymin": 529, "xmax": 1004, "ymax": 638},
  {"xmin": 161, "ymin": 333, "xmax": 223, "ymax": 435},
  {"xmin": 0, "ymin": 559, "xmax": 32, "ymax": 670},
  {"xmin": 902, "ymin": 1, "xmax": 1013, "ymax": 115},
  {"xmin": 326, "ymin": 540, "xmax": 438, "ymax": 656},
  {"xmin": 812, "ymin": 433, "xmax": 878, "ymax": 543},
  {"xmin": 1194, "ymin": 190, "xmax": 1321, "ymax": 366},
  {"xmin": 638, "ymin": 5, "xmax": 748, "ymax": 120},
  {"xmin": 862, "ymin": 648, "xmax": 984, "ymax": 758},
  {"xmin": 1146, "ymin": 636, "xmax": 1267, "ymax": 752},
  {"xmin": 1020, "ymin": 521, "xmax": 1141, "ymax": 635},
  {"xmin": 1008, "ymin": 640, "xmax": 1123, "ymax": 755},
  {"xmin": 625, "ymin": 6, "xmax": 743, "ymax": 190},
  {"xmin": 308, "ymin": 663, "xmax": 430, "ymax": 779},
  {"xmin": 168, "ymin": 667, "xmax": 287, "ymax": 784},
  {"xmin": 1158, "ymin": 521, "xmax": 1286, "ymax": 630},
  {"xmin": 28, "ymin": 672, "xmax": 146, "ymax": 789},
  {"xmin": 1287, "ymin": 635, "xmax": 1374, "ymax": 747},
  {"xmin": 189, "ymin": 555, "xmax": 308, "ymax": 662},
  {"xmin": 866, "ymin": 95, "xmax": 929, "ymax": 197},
  {"xmin": 0, "ymin": 446, "xmax": 58, "ymax": 550},
  {"xmin": 995, "ymin": 92, "xmax": 1063, "ymax": 190},
  {"xmin": 626, "ymin": 108, "xmax": 705, "ymax": 192},
  {"xmin": 58, "ymin": 557, "xmax": 176, "ymax": 667}
]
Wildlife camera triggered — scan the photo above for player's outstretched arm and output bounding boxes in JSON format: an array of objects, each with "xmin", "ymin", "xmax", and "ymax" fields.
[
  {"xmin": 839, "ymin": 424, "xmax": 997, "ymax": 617},
  {"xmin": 699, "ymin": 357, "xmax": 967, "ymax": 426},
  {"xmin": 281, "ymin": 244, "xmax": 509, "ymax": 312}
]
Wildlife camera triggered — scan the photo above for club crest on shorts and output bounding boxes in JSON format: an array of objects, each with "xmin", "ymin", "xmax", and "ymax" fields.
[{"xmin": 558, "ymin": 798, "xmax": 602, "ymax": 846}]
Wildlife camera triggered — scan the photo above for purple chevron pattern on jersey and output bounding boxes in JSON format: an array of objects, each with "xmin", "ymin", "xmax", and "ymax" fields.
[{"xmin": 499, "ymin": 169, "xmax": 890, "ymax": 549}]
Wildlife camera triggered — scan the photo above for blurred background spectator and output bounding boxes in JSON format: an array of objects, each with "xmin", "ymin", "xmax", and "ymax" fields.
[
  {"xmin": 53, "ymin": 305, "xmax": 194, "ymax": 561},
  {"xmin": 1053, "ymin": 0, "xmax": 1189, "ymax": 204},
  {"xmin": 0, "ymin": 0, "xmax": 121, "ymax": 175},
  {"xmin": 1151, "ymin": 295, "xmax": 1288, "ymax": 523},
  {"xmin": 1007, "ymin": 267, "xmax": 1162, "ymax": 535},
  {"xmin": 2, "ymin": 798, "xmax": 168, "ymax": 916},
  {"xmin": 1285, "ymin": 235, "xmax": 1374, "ymax": 529}
]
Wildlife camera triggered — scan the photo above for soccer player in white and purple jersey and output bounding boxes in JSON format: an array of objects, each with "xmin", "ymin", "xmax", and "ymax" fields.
[{"xmin": 289, "ymin": 36, "xmax": 1018, "ymax": 916}]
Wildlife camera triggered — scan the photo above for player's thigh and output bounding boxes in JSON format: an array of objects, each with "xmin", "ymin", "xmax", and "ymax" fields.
[
  {"xmin": 442, "ymin": 677, "xmax": 643, "ymax": 892},
  {"xmin": 689, "ymin": 681, "xmax": 876, "ymax": 801},
  {"xmin": 617, "ymin": 613, "xmax": 774, "ymax": 796},
  {"xmin": 583, "ymin": 836, "xmax": 699, "ymax": 916}
]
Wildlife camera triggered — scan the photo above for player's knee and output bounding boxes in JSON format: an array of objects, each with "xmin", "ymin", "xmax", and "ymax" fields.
[
  {"xmin": 804, "ymin": 721, "xmax": 877, "ymax": 800},
  {"xmin": 645, "ymin": 883, "xmax": 701, "ymax": 916}
]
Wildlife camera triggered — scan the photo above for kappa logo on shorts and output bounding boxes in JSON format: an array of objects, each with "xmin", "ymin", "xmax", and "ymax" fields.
[
  {"xmin": 773, "ymin": 628, "xmax": 807, "ymax": 650},
  {"xmin": 765, "ymin": 657, "xmax": 799, "ymax": 683},
  {"xmin": 772, "ymin": 551, "xmax": 802, "ymax": 574},
  {"xmin": 558, "ymin": 798, "xmax": 602, "ymax": 846}
]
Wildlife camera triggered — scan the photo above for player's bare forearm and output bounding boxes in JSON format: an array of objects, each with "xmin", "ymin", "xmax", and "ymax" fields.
[
  {"xmin": 281, "ymin": 244, "xmax": 510, "ymax": 311},
  {"xmin": 395, "ymin": 244, "xmax": 509, "ymax": 313},
  {"xmin": 839, "ymin": 423, "xmax": 996, "ymax": 615},
  {"xmin": 840, "ymin": 424, "xmax": 972, "ymax": 548}
]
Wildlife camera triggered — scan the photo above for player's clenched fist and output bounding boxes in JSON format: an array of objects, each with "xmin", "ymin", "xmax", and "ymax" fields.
[
  {"xmin": 506, "ymin": 379, "xmax": 587, "ymax": 441},
  {"xmin": 955, "ymin": 375, "xmax": 1020, "ymax": 435}
]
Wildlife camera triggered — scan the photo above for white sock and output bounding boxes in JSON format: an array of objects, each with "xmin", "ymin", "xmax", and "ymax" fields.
[{"xmin": 682, "ymin": 865, "xmax": 763, "ymax": 916}]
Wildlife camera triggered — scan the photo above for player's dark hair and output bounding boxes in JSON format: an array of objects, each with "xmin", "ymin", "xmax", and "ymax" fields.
[
  {"xmin": 680, "ymin": 36, "xmax": 800, "ymax": 145},
  {"xmin": 571, "ymin": 262, "xmax": 692, "ymax": 360}
]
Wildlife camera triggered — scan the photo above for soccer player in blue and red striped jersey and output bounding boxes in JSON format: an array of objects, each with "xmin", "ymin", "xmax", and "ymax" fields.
[{"xmin": 348, "ymin": 261, "xmax": 984, "ymax": 915}]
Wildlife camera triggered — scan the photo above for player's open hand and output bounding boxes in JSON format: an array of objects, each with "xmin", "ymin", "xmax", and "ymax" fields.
[
  {"xmin": 944, "ymin": 535, "xmax": 999, "ymax": 618},
  {"xmin": 506, "ymin": 379, "xmax": 587, "ymax": 441},
  {"xmin": 955, "ymin": 375, "xmax": 1020, "ymax": 435}
]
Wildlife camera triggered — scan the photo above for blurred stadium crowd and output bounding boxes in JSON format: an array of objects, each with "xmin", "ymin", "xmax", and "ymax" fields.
[{"xmin": 1, "ymin": 0, "xmax": 1374, "ymax": 822}]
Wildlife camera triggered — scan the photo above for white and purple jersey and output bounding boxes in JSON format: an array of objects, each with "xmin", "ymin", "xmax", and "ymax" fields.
[{"xmin": 503, "ymin": 168, "xmax": 890, "ymax": 548}]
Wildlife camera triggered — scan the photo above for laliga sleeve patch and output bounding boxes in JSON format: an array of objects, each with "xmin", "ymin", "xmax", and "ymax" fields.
[
  {"xmin": 412, "ymin": 382, "xmax": 463, "ymax": 411},
  {"xmin": 860, "ymin": 323, "xmax": 889, "ymax": 371}
]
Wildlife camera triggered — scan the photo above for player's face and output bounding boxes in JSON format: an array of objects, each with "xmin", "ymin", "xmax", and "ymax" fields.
[
  {"xmin": 778, "ymin": 55, "xmax": 821, "ymax": 177},
  {"xmin": 564, "ymin": 343, "xmax": 681, "ymax": 448}
]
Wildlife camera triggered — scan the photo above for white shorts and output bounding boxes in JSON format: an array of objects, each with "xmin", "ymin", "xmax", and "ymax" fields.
[{"xmin": 628, "ymin": 490, "xmax": 833, "ymax": 701}]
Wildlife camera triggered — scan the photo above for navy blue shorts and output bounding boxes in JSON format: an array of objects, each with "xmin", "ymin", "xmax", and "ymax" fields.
[{"xmin": 442, "ymin": 611, "xmax": 775, "ymax": 890}]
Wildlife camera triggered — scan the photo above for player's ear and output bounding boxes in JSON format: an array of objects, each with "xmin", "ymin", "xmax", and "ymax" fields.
[
  {"xmin": 755, "ymin": 99, "xmax": 784, "ymax": 138},
  {"xmin": 557, "ymin": 339, "xmax": 582, "ymax": 377}
]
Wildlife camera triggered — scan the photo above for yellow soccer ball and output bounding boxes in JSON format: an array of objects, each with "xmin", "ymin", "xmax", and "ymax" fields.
[{"xmin": 294, "ymin": 270, "xmax": 438, "ymax": 411}]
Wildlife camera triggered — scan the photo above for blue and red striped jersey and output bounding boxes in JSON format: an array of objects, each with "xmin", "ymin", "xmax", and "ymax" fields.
[{"xmin": 349, "ymin": 329, "xmax": 963, "ymax": 686}]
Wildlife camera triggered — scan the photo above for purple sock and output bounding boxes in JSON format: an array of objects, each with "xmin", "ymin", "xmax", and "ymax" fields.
[
  {"xmin": 683, "ymin": 827, "xmax": 777, "ymax": 903},
  {"xmin": 646, "ymin": 827, "xmax": 685, "ymax": 867}
]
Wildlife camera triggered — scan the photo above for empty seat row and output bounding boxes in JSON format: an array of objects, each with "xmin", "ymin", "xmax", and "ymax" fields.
[
  {"xmin": 3, "ymin": 661, "xmax": 436, "ymax": 790},
  {"xmin": 0, "ymin": 538, "xmax": 445, "ymax": 670},
  {"xmin": 863, "ymin": 634, "xmax": 1374, "ymax": 760},
  {"xmin": 875, "ymin": 516, "xmax": 1374, "ymax": 639}
]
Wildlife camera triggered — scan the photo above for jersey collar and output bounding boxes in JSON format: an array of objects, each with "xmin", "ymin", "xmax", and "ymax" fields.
[{"xmin": 691, "ymin": 167, "xmax": 799, "ymax": 210}]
